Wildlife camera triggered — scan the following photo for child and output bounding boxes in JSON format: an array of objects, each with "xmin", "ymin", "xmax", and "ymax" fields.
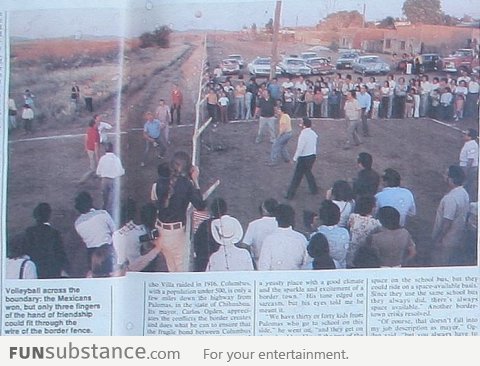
[{"xmin": 21, "ymin": 103, "xmax": 34, "ymax": 134}]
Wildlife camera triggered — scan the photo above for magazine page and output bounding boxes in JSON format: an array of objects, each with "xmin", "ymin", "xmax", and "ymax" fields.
[{"xmin": 1, "ymin": 0, "xmax": 480, "ymax": 339}]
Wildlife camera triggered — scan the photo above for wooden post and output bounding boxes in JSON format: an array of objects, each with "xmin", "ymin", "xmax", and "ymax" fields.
[{"xmin": 270, "ymin": 1, "xmax": 282, "ymax": 80}]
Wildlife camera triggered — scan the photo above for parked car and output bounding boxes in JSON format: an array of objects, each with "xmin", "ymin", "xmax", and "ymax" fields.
[
  {"xmin": 335, "ymin": 52, "xmax": 359, "ymax": 69},
  {"xmin": 352, "ymin": 55, "xmax": 390, "ymax": 75},
  {"xmin": 247, "ymin": 57, "xmax": 282, "ymax": 77},
  {"xmin": 227, "ymin": 54, "xmax": 244, "ymax": 69},
  {"xmin": 306, "ymin": 57, "xmax": 335, "ymax": 75},
  {"xmin": 220, "ymin": 59, "xmax": 240, "ymax": 75},
  {"xmin": 416, "ymin": 53, "xmax": 442, "ymax": 73},
  {"xmin": 279, "ymin": 57, "xmax": 312, "ymax": 76}
]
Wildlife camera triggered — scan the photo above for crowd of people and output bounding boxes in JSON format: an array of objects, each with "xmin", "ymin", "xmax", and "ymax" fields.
[{"xmin": 201, "ymin": 70, "xmax": 479, "ymax": 125}]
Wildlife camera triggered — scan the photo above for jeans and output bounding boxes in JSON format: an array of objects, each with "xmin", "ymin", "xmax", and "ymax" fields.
[
  {"xmin": 235, "ymin": 97, "xmax": 245, "ymax": 120},
  {"xmin": 361, "ymin": 108, "xmax": 369, "ymax": 136},
  {"xmin": 270, "ymin": 131, "xmax": 293, "ymax": 163},
  {"xmin": 142, "ymin": 137, "xmax": 167, "ymax": 164},
  {"xmin": 387, "ymin": 94, "xmax": 394, "ymax": 118},
  {"xmin": 101, "ymin": 177, "xmax": 120, "ymax": 217},
  {"xmin": 171, "ymin": 104, "xmax": 181, "ymax": 124},
  {"xmin": 256, "ymin": 116, "xmax": 276, "ymax": 143},
  {"xmin": 419, "ymin": 93, "xmax": 429, "ymax": 117},
  {"xmin": 286, "ymin": 155, "xmax": 318, "ymax": 199}
]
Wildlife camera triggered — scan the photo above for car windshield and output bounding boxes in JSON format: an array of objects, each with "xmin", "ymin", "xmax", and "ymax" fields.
[
  {"xmin": 287, "ymin": 60, "xmax": 306, "ymax": 66},
  {"xmin": 340, "ymin": 53, "xmax": 357, "ymax": 59},
  {"xmin": 309, "ymin": 59, "xmax": 327, "ymax": 65},
  {"xmin": 454, "ymin": 50, "xmax": 472, "ymax": 57},
  {"xmin": 256, "ymin": 59, "xmax": 270, "ymax": 65},
  {"xmin": 229, "ymin": 55, "xmax": 242, "ymax": 60},
  {"xmin": 360, "ymin": 57, "xmax": 379, "ymax": 63}
]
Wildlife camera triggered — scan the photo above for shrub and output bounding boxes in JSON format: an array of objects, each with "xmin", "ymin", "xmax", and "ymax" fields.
[{"xmin": 139, "ymin": 26, "xmax": 172, "ymax": 49}]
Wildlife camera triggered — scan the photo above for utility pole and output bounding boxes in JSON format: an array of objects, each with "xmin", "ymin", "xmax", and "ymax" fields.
[
  {"xmin": 362, "ymin": 3, "xmax": 366, "ymax": 28},
  {"xmin": 270, "ymin": 1, "xmax": 282, "ymax": 80}
]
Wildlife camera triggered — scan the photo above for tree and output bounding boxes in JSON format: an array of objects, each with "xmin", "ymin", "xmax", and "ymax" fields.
[
  {"xmin": 402, "ymin": 0, "xmax": 443, "ymax": 25},
  {"xmin": 378, "ymin": 16, "xmax": 396, "ymax": 29},
  {"xmin": 265, "ymin": 18, "xmax": 273, "ymax": 33},
  {"xmin": 139, "ymin": 25, "xmax": 172, "ymax": 49}
]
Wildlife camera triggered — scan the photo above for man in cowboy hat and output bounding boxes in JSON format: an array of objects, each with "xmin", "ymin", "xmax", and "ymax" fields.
[{"xmin": 206, "ymin": 215, "xmax": 254, "ymax": 271}]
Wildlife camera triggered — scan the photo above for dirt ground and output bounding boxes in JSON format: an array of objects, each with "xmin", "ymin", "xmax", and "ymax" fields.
[{"xmin": 5, "ymin": 33, "xmax": 478, "ymax": 277}]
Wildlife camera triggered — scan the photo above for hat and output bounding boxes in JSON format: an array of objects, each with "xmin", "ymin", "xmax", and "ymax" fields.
[
  {"xmin": 211, "ymin": 215, "xmax": 243, "ymax": 246},
  {"xmin": 463, "ymin": 129, "xmax": 478, "ymax": 139}
]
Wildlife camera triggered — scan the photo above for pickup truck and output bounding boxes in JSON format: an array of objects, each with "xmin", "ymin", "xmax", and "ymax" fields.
[{"xmin": 441, "ymin": 49, "xmax": 479, "ymax": 74}]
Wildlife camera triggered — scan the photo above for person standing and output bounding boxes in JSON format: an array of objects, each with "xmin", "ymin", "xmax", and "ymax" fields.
[
  {"xmin": 375, "ymin": 168, "xmax": 416, "ymax": 227},
  {"xmin": 343, "ymin": 90, "xmax": 362, "ymax": 149},
  {"xmin": 285, "ymin": 117, "xmax": 318, "ymax": 200},
  {"xmin": 242, "ymin": 198, "xmax": 279, "ymax": 266},
  {"xmin": 267, "ymin": 105, "xmax": 293, "ymax": 166},
  {"xmin": 141, "ymin": 111, "xmax": 166, "ymax": 167},
  {"xmin": 80, "ymin": 118, "xmax": 100, "ymax": 182},
  {"xmin": 8, "ymin": 98, "xmax": 18, "ymax": 130},
  {"xmin": 170, "ymin": 83, "xmax": 183, "ymax": 125},
  {"xmin": 234, "ymin": 81, "xmax": 246, "ymax": 120},
  {"xmin": 459, "ymin": 128, "xmax": 479, "ymax": 202},
  {"xmin": 153, "ymin": 152, "xmax": 206, "ymax": 272},
  {"xmin": 257, "ymin": 204, "xmax": 308, "ymax": 271},
  {"xmin": 155, "ymin": 99, "xmax": 172, "ymax": 145},
  {"xmin": 70, "ymin": 81, "xmax": 81, "ymax": 114},
  {"xmin": 21, "ymin": 104, "xmax": 34, "ymax": 135},
  {"xmin": 94, "ymin": 114, "xmax": 113, "ymax": 147},
  {"xmin": 83, "ymin": 80, "xmax": 94, "ymax": 113},
  {"xmin": 357, "ymin": 85, "xmax": 372, "ymax": 137},
  {"xmin": 24, "ymin": 203, "xmax": 69, "ymax": 279},
  {"xmin": 96, "ymin": 142, "xmax": 125, "ymax": 217},
  {"xmin": 352, "ymin": 152, "xmax": 380, "ymax": 198},
  {"xmin": 431, "ymin": 166, "xmax": 470, "ymax": 266},
  {"xmin": 74, "ymin": 191, "xmax": 116, "ymax": 271},
  {"xmin": 254, "ymin": 89, "xmax": 277, "ymax": 144}
]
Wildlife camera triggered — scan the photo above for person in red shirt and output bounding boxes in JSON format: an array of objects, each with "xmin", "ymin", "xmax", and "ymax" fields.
[
  {"xmin": 80, "ymin": 118, "xmax": 100, "ymax": 183},
  {"xmin": 170, "ymin": 83, "xmax": 183, "ymax": 125}
]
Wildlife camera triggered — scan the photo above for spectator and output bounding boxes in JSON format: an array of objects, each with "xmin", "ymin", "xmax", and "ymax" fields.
[
  {"xmin": 83, "ymin": 80, "xmax": 94, "ymax": 112},
  {"xmin": 8, "ymin": 97, "xmax": 17, "ymax": 130},
  {"xmin": 352, "ymin": 152, "xmax": 380, "ymax": 198},
  {"xmin": 234, "ymin": 81, "xmax": 247, "ymax": 120},
  {"xmin": 24, "ymin": 203, "xmax": 69, "ymax": 279},
  {"xmin": 343, "ymin": 90, "xmax": 362, "ymax": 149},
  {"xmin": 206, "ymin": 215, "xmax": 253, "ymax": 271},
  {"xmin": 368, "ymin": 206, "xmax": 416, "ymax": 267},
  {"xmin": 96, "ymin": 142, "xmax": 125, "ymax": 218},
  {"xmin": 242, "ymin": 198, "xmax": 279, "ymax": 266},
  {"xmin": 6, "ymin": 234, "xmax": 38, "ymax": 279},
  {"xmin": 112, "ymin": 199, "xmax": 161, "ymax": 272},
  {"xmin": 326, "ymin": 180, "xmax": 355, "ymax": 228},
  {"xmin": 155, "ymin": 99, "xmax": 172, "ymax": 145},
  {"xmin": 74, "ymin": 191, "xmax": 116, "ymax": 272},
  {"xmin": 153, "ymin": 152, "xmax": 206, "ymax": 272},
  {"xmin": 258, "ymin": 204, "xmax": 308, "ymax": 271},
  {"xmin": 459, "ymin": 128, "xmax": 478, "ymax": 202},
  {"xmin": 431, "ymin": 165, "xmax": 470, "ymax": 266},
  {"xmin": 193, "ymin": 197, "xmax": 226, "ymax": 272},
  {"xmin": 23, "ymin": 89, "xmax": 36, "ymax": 110},
  {"xmin": 375, "ymin": 168, "xmax": 416, "ymax": 227},
  {"xmin": 314, "ymin": 200, "xmax": 350, "ymax": 269},
  {"xmin": 346, "ymin": 195, "xmax": 381, "ymax": 268},
  {"xmin": 254, "ymin": 89, "xmax": 277, "ymax": 144},
  {"xmin": 70, "ymin": 81, "xmax": 81, "ymax": 114},
  {"xmin": 306, "ymin": 233, "xmax": 336, "ymax": 270}
]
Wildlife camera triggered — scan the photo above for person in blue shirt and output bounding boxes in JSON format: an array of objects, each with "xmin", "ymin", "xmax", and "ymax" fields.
[{"xmin": 141, "ymin": 111, "xmax": 167, "ymax": 167}]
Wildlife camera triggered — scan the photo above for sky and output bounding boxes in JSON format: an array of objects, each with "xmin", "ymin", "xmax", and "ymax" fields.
[{"xmin": 4, "ymin": 0, "xmax": 480, "ymax": 39}]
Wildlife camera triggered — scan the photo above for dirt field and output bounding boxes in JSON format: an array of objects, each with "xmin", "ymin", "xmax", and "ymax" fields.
[{"xmin": 5, "ymin": 32, "xmax": 478, "ymax": 277}]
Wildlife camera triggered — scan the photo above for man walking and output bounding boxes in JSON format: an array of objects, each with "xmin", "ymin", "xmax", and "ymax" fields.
[
  {"xmin": 357, "ymin": 85, "xmax": 372, "ymax": 137},
  {"xmin": 170, "ymin": 84, "xmax": 183, "ymax": 125},
  {"xmin": 79, "ymin": 118, "xmax": 100, "ymax": 183},
  {"xmin": 343, "ymin": 90, "xmax": 362, "ymax": 149},
  {"xmin": 141, "ymin": 112, "xmax": 167, "ymax": 167},
  {"xmin": 155, "ymin": 99, "xmax": 172, "ymax": 145},
  {"xmin": 285, "ymin": 117, "xmax": 318, "ymax": 200},
  {"xmin": 96, "ymin": 142, "xmax": 125, "ymax": 218},
  {"xmin": 254, "ymin": 89, "xmax": 277, "ymax": 144}
]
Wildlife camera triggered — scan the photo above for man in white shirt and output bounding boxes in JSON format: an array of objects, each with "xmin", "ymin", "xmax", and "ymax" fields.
[
  {"xmin": 285, "ymin": 117, "xmax": 318, "ymax": 200},
  {"xmin": 375, "ymin": 168, "xmax": 416, "ymax": 227},
  {"xmin": 258, "ymin": 204, "xmax": 308, "ymax": 270},
  {"xmin": 74, "ymin": 191, "xmax": 116, "ymax": 270},
  {"xmin": 431, "ymin": 165, "xmax": 470, "ymax": 266},
  {"xmin": 466, "ymin": 75, "xmax": 479, "ymax": 119},
  {"xmin": 459, "ymin": 129, "xmax": 478, "ymax": 202},
  {"xmin": 96, "ymin": 142, "xmax": 125, "ymax": 218},
  {"xmin": 343, "ymin": 90, "xmax": 362, "ymax": 149},
  {"xmin": 242, "ymin": 198, "xmax": 278, "ymax": 265}
]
